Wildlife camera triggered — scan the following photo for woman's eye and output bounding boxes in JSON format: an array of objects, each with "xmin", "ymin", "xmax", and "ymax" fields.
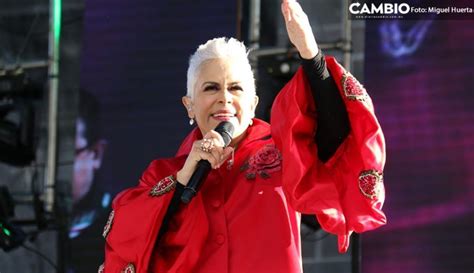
[
  {"xmin": 229, "ymin": 85, "xmax": 243, "ymax": 91},
  {"xmin": 204, "ymin": 85, "xmax": 219, "ymax": 91}
]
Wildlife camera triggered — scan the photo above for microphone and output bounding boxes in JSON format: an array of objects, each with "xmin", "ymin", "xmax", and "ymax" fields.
[{"xmin": 181, "ymin": 121, "xmax": 234, "ymax": 204}]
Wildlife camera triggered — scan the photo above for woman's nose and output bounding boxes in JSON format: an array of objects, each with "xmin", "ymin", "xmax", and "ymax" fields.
[{"xmin": 218, "ymin": 90, "xmax": 233, "ymax": 104}]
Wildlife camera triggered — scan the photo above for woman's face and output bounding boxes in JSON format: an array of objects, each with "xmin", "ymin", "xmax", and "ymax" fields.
[{"xmin": 183, "ymin": 58, "xmax": 258, "ymax": 142}]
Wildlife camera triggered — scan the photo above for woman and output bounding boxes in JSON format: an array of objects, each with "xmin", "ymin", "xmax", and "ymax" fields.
[{"xmin": 100, "ymin": 1, "xmax": 386, "ymax": 272}]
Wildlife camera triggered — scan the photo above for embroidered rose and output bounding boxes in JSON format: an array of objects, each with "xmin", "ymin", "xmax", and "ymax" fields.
[
  {"xmin": 241, "ymin": 144, "xmax": 282, "ymax": 180},
  {"xmin": 342, "ymin": 71, "xmax": 368, "ymax": 102}
]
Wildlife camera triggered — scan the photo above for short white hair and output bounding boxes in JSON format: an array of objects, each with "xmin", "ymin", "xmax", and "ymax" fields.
[{"xmin": 186, "ymin": 37, "xmax": 255, "ymax": 98}]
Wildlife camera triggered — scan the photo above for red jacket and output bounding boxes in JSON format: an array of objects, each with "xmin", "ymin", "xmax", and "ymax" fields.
[{"xmin": 100, "ymin": 57, "xmax": 386, "ymax": 273}]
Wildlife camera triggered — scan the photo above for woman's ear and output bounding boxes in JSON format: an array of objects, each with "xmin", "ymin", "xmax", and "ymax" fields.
[
  {"xmin": 251, "ymin": 95, "xmax": 259, "ymax": 113},
  {"xmin": 182, "ymin": 96, "xmax": 194, "ymax": 118}
]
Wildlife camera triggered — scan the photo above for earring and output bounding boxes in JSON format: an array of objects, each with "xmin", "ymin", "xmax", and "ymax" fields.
[
  {"xmin": 189, "ymin": 118, "xmax": 195, "ymax": 125},
  {"xmin": 249, "ymin": 119, "xmax": 253, "ymax": 126}
]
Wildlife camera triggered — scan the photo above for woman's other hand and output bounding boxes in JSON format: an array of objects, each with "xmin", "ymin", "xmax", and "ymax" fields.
[
  {"xmin": 176, "ymin": 130, "xmax": 234, "ymax": 186},
  {"xmin": 281, "ymin": 0, "xmax": 319, "ymax": 59}
]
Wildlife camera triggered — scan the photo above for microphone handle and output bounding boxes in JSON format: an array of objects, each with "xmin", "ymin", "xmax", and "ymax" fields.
[{"xmin": 181, "ymin": 160, "xmax": 212, "ymax": 204}]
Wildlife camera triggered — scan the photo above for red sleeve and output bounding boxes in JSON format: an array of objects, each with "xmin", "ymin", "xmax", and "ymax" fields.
[
  {"xmin": 103, "ymin": 158, "xmax": 209, "ymax": 273},
  {"xmin": 101, "ymin": 159, "xmax": 174, "ymax": 272},
  {"xmin": 271, "ymin": 56, "xmax": 386, "ymax": 253}
]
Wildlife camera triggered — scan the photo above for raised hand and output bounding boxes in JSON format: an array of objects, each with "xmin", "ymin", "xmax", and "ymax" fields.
[{"xmin": 281, "ymin": 0, "xmax": 319, "ymax": 59}]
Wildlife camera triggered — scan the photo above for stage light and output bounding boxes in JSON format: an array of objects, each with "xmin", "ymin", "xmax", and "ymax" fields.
[
  {"xmin": 0, "ymin": 186, "xmax": 26, "ymax": 252},
  {"xmin": 0, "ymin": 220, "xmax": 26, "ymax": 252},
  {"xmin": 1, "ymin": 223, "xmax": 12, "ymax": 236}
]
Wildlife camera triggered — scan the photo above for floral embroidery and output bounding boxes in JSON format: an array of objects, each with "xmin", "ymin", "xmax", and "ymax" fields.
[
  {"xmin": 358, "ymin": 170, "xmax": 383, "ymax": 200},
  {"xmin": 102, "ymin": 210, "xmax": 114, "ymax": 238},
  {"xmin": 98, "ymin": 263, "xmax": 104, "ymax": 273},
  {"xmin": 341, "ymin": 71, "xmax": 368, "ymax": 102},
  {"xmin": 150, "ymin": 175, "xmax": 176, "ymax": 197},
  {"xmin": 241, "ymin": 144, "xmax": 282, "ymax": 180},
  {"xmin": 121, "ymin": 263, "xmax": 135, "ymax": 273}
]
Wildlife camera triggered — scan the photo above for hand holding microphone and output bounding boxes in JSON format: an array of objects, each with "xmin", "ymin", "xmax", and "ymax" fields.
[{"xmin": 179, "ymin": 122, "xmax": 234, "ymax": 203}]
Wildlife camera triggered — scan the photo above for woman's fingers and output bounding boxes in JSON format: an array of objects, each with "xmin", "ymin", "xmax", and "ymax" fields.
[
  {"xmin": 281, "ymin": 1, "xmax": 291, "ymax": 22},
  {"xmin": 188, "ymin": 130, "xmax": 236, "ymax": 170},
  {"xmin": 194, "ymin": 142, "xmax": 220, "ymax": 168},
  {"xmin": 198, "ymin": 130, "xmax": 231, "ymax": 168},
  {"xmin": 289, "ymin": 0, "xmax": 304, "ymax": 18},
  {"xmin": 281, "ymin": 0, "xmax": 318, "ymax": 59},
  {"xmin": 203, "ymin": 130, "xmax": 230, "ymax": 168},
  {"xmin": 282, "ymin": 0, "xmax": 304, "ymax": 22},
  {"xmin": 214, "ymin": 147, "xmax": 234, "ymax": 169},
  {"xmin": 222, "ymin": 147, "xmax": 234, "ymax": 161},
  {"xmin": 210, "ymin": 146, "xmax": 224, "ymax": 168},
  {"xmin": 204, "ymin": 130, "xmax": 226, "ymax": 147}
]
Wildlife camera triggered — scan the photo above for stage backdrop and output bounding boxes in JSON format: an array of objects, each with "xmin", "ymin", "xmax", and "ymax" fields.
[
  {"xmin": 70, "ymin": 0, "xmax": 238, "ymax": 272},
  {"xmin": 362, "ymin": 19, "xmax": 474, "ymax": 273}
]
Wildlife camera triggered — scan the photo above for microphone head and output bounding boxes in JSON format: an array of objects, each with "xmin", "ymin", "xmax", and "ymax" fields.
[{"xmin": 214, "ymin": 121, "xmax": 234, "ymax": 147}]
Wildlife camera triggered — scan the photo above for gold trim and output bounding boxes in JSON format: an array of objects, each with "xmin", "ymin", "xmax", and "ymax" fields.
[
  {"xmin": 150, "ymin": 175, "xmax": 177, "ymax": 197},
  {"xmin": 121, "ymin": 263, "xmax": 135, "ymax": 273},
  {"xmin": 102, "ymin": 210, "xmax": 115, "ymax": 238}
]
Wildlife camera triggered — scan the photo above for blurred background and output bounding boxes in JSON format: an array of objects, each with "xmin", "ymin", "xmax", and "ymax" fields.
[{"xmin": 0, "ymin": 0, "xmax": 473, "ymax": 272}]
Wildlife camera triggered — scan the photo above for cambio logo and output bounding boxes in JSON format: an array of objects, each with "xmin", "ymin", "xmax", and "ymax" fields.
[{"xmin": 349, "ymin": 2, "xmax": 411, "ymax": 15}]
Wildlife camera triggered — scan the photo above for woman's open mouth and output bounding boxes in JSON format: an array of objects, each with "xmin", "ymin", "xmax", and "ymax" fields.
[
  {"xmin": 211, "ymin": 110, "xmax": 237, "ymax": 122},
  {"xmin": 211, "ymin": 113, "xmax": 236, "ymax": 121}
]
